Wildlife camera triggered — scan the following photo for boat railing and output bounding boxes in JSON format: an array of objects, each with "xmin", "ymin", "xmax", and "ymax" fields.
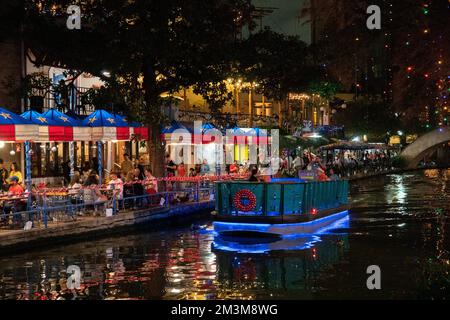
[{"xmin": 215, "ymin": 180, "xmax": 349, "ymax": 217}]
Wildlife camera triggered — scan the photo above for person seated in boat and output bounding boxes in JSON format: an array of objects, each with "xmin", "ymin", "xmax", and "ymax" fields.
[
  {"xmin": 328, "ymin": 168, "xmax": 340, "ymax": 181},
  {"xmin": 311, "ymin": 156, "xmax": 327, "ymax": 172},
  {"xmin": 229, "ymin": 160, "xmax": 238, "ymax": 174},
  {"xmin": 316, "ymin": 167, "xmax": 329, "ymax": 182},
  {"xmin": 238, "ymin": 164, "xmax": 246, "ymax": 175},
  {"xmin": 248, "ymin": 167, "xmax": 260, "ymax": 182}
]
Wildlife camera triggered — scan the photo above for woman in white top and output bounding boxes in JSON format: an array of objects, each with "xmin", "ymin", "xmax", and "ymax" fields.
[{"xmin": 69, "ymin": 173, "xmax": 82, "ymax": 195}]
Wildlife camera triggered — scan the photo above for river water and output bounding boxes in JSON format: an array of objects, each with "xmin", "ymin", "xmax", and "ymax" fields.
[{"xmin": 1, "ymin": 169, "xmax": 449, "ymax": 300}]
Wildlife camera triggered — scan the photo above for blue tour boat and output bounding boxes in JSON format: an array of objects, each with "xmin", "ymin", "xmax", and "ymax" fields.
[{"xmin": 212, "ymin": 178, "xmax": 350, "ymax": 252}]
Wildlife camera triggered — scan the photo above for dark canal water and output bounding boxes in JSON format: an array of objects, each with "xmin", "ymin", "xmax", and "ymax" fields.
[{"xmin": 1, "ymin": 169, "xmax": 450, "ymax": 300}]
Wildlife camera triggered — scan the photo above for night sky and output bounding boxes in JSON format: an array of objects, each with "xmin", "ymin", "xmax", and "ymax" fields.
[{"xmin": 253, "ymin": 0, "xmax": 311, "ymax": 43}]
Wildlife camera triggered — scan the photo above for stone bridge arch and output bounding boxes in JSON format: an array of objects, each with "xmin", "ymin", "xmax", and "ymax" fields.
[{"xmin": 401, "ymin": 127, "xmax": 450, "ymax": 168}]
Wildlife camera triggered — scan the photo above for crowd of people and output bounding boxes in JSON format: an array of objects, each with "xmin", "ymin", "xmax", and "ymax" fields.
[
  {"xmin": 0, "ymin": 146, "xmax": 399, "ymax": 227},
  {"xmin": 164, "ymin": 153, "xmax": 214, "ymax": 178},
  {"xmin": 64, "ymin": 153, "xmax": 160, "ymax": 213},
  {"xmin": 0, "ymin": 159, "xmax": 31, "ymax": 223},
  {"xmin": 278, "ymin": 149, "xmax": 396, "ymax": 181},
  {"xmin": 161, "ymin": 147, "xmax": 396, "ymax": 184}
]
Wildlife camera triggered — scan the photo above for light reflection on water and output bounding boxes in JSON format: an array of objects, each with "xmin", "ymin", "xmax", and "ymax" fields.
[{"xmin": 0, "ymin": 169, "xmax": 449, "ymax": 300}]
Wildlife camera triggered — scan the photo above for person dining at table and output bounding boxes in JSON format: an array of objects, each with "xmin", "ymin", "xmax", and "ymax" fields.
[
  {"xmin": 8, "ymin": 162, "xmax": 23, "ymax": 185},
  {"xmin": 8, "ymin": 176, "xmax": 24, "ymax": 196},
  {"xmin": 2, "ymin": 176, "xmax": 26, "ymax": 227},
  {"xmin": 0, "ymin": 159, "xmax": 8, "ymax": 192}
]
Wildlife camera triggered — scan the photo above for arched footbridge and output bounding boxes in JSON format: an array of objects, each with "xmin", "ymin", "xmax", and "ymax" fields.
[{"xmin": 401, "ymin": 127, "xmax": 450, "ymax": 168}]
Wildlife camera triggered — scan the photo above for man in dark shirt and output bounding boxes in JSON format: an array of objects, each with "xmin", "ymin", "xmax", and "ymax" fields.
[
  {"xmin": 136, "ymin": 157, "xmax": 145, "ymax": 180},
  {"xmin": 0, "ymin": 159, "xmax": 8, "ymax": 191},
  {"xmin": 132, "ymin": 168, "xmax": 144, "ymax": 207},
  {"xmin": 248, "ymin": 167, "xmax": 260, "ymax": 182},
  {"xmin": 165, "ymin": 154, "xmax": 176, "ymax": 177}
]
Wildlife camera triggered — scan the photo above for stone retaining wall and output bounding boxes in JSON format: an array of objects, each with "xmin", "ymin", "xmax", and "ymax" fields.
[{"xmin": 0, "ymin": 200, "xmax": 214, "ymax": 254}]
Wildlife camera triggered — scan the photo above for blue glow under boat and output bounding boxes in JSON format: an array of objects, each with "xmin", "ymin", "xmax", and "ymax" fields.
[{"xmin": 212, "ymin": 178, "xmax": 350, "ymax": 250}]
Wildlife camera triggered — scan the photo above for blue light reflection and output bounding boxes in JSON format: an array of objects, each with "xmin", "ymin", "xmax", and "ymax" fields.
[{"xmin": 212, "ymin": 211, "xmax": 349, "ymax": 254}]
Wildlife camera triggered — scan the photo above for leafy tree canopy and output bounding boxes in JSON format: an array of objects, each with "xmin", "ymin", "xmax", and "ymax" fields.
[
  {"xmin": 235, "ymin": 28, "xmax": 328, "ymax": 101},
  {"xmin": 21, "ymin": 0, "xmax": 254, "ymax": 121}
]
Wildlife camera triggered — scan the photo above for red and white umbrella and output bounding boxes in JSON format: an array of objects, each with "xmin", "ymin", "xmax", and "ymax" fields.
[
  {"xmin": 42, "ymin": 109, "xmax": 92, "ymax": 141},
  {"xmin": 0, "ymin": 107, "xmax": 39, "ymax": 141}
]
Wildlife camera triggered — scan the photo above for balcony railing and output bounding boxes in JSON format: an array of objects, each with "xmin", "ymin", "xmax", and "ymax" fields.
[
  {"xmin": 27, "ymin": 86, "xmax": 95, "ymax": 116},
  {"xmin": 176, "ymin": 109, "xmax": 279, "ymax": 127}
]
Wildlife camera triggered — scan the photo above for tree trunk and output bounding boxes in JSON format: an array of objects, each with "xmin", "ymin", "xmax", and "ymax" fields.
[
  {"xmin": 142, "ymin": 59, "xmax": 165, "ymax": 178},
  {"xmin": 148, "ymin": 125, "xmax": 165, "ymax": 178}
]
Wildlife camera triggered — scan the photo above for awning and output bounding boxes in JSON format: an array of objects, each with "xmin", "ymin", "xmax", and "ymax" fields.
[
  {"xmin": 0, "ymin": 107, "xmax": 39, "ymax": 141},
  {"xmin": 112, "ymin": 113, "xmax": 131, "ymax": 141},
  {"xmin": 41, "ymin": 109, "xmax": 93, "ymax": 141},
  {"xmin": 224, "ymin": 127, "xmax": 269, "ymax": 145},
  {"xmin": 128, "ymin": 121, "xmax": 148, "ymax": 141},
  {"xmin": 21, "ymin": 110, "xmax": 64, "ymax": 142},
  {"xmin": 82, "ymin": 109, "xmax": 118, "ymax": 141},
  {"xmin": 225, "ymin": 126, "xmax": 247, "ymax": 145}
]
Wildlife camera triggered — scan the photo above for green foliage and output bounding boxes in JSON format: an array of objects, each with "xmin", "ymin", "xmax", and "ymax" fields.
[
  {"xmin": 80, "ymin": 75, "xmax": 143, "ymax": 115},
  {"xmin": 236, "ymin": 28, "xmax": 325, "ymax": 101},
  {"xmin": 307, "ymin": 81, "xmax": 340, "ymax": 99},
  {"xmin": 21, "ymin": 72, "xmax": 53, "ymax": 97},
  {"xmin": 193, "ymin": 82, "xmax": 233, "ymax": 116},
  {"xmin": 22, "ymin": 0, "xmax": 255, "ymax": 121}
]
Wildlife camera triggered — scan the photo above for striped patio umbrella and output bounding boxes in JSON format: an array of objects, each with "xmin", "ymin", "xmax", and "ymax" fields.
[
  {"xmin": 249, "ymin": 127, "xmax": 269, "ymax": 145},
  {"xmin": 112, "ymin": 113, "xmax": 132, "ymax": 140},
  {"xmin": 0, "ymin": 107, "xmax": 38, "ymax": 141},
  {"xmin": 161, "ymin": 120, "xmax": 188, "ymax": 138},
  {"xmin": 21, "ymin": 110, "xmax": 64, "ymax": 141},
  {"xmin": 130, "ymin": 121, "xmax": 149, "ymax": 141},
  {"xmin": 82, "ymin": 109, "xmax": 118, "ymax": 141},
  {"xmin": 200, "ymin": 122, "xmax": 220, "ymax": 144},
  {"xmin": 225, "ymin": 126, "xmax": 247, "ymax": 145},
  {"xmin": 42, "ymin": 109, "xmax": 91, "ymax": 141}
]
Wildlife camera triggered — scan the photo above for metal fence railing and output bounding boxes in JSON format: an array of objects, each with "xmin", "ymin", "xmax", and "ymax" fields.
[{"xmin": 0, "ymin": 185, "xmax": 215, "ymax": 231}]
